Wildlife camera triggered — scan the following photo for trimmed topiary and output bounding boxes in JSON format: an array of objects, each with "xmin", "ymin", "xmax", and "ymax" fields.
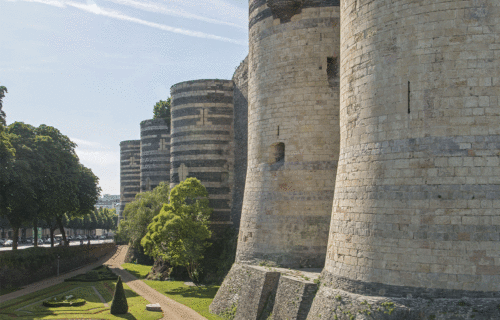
[{"xmin": 110, "ymin": 276, "xmax": 128, "ymax": 315}]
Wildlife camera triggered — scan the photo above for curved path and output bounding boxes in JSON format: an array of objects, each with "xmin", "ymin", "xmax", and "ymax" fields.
[
  {"xmin": 104, "ymin": 245, "xmax": 207, "ymax": 320},
  {"xmin": 1, "ymin": 245, "xmax": 207, "ymax": 320}
]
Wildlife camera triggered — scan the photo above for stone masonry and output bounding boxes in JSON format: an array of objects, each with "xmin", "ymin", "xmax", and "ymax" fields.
[
  {"xmin": 119, "ymin": 140, "xmax": 141, "ymax": 217},
  {"xmin": 235, "ymin": 0, "xmax": 341, "ymax": 269}
]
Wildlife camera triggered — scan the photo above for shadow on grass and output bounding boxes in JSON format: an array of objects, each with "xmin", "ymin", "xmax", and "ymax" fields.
[
  {"xmin": 0, "ymin": 287, "xmax": 20, "ymax": 296},
  {"xmin": 163, "ymin": 285, "xmax": 219, "ymax": 299}
]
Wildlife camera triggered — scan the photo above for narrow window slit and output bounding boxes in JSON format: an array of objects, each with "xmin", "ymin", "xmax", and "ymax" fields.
[{"xmin": 408, "ymin": 81, "xmax": 411, "ymax": 114}]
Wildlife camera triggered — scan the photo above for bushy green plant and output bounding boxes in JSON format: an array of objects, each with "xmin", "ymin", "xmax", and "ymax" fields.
[{"xmin": 110, "ymin": 276, "xmax": 128, "ymax": 315}]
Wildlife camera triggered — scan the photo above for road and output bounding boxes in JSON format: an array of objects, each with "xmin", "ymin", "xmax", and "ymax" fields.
[{"xmin": 0, "ymin": 239, "xmax": 115, "ymax": 251}]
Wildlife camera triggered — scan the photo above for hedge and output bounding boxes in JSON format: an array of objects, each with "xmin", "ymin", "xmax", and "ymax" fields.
[{"xmin": 0, "ymin": 243, "xmax": 116, "ymax": 290}]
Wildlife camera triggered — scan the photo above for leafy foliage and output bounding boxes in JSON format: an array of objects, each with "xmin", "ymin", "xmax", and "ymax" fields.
[
  {"xmin": 65, "ymin": 265, "xmax": 118, "ymax": 282},
  {"xmin": 141, "ymin": 178, "xmax": 212, "ymax": 282},
  {"xmin": 116, "ymin": 182, "xmax": 169, "ymax": 249},
  {"xmin": 0, "ymin": 86, "xmax": 7, "ymax": 126},
  {"xmin": 110, "ymin": 276, "xmax": 129, "ymax": 315},
  {"xmin": 152, "ymin": 98, "xmax": 171, "ymax": 124}
]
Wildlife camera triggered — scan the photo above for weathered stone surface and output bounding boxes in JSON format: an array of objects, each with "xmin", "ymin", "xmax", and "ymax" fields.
[
  {"xmin": 146, "ymin": 257, "xmax": 171, "ymax": 281},
  {"xmin": 272, "ymin": 274, "xmax": 317, "ymax": 320},
  {"xmin": 309, "ymin": 284, "xmax": 500, "ymax": 320},
  {"xmin": 146, "ymin": 303, "xmax": 162, "ymax": 312},
  {"xmin": 237, "ymin": 0, "xmax": 341, "ymax": 269}
]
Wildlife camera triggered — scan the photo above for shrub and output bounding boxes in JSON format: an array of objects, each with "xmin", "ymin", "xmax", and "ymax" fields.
[
  {"xmin": 43, "ymin": 295, "xmax": 86, "ymax": 307},
  {"xmin": 110, "ymin": 276, "xmax": 128, "ymax": 314}
]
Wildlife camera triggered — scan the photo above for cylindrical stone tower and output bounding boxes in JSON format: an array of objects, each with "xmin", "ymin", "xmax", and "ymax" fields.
[
  {"xmin": 170, "ymin": 79, "xmax": 235, "ymax": 227},
  {"xmin": 119, "ymin": 140, "xmax": 141, "ymax": 218},
  {"xmin": 309, "ymin": 0, "xmax": 500, "ymax": 318},
  {"xmin": 140, "ymin": 119, "xmax": 170, "ymax": 192},
  {"xmin": 235, "ymin": 0, "xmax": 341, "ymax": 268}
]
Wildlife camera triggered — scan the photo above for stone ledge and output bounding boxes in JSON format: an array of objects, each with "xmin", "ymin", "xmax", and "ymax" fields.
[
  {"xmin": 146, "ymin": 303, "xmax": 162, "ymax": 312},
  {"xmin": 308, "ymin": 285, "xmax": 500, "ymax": 320}
]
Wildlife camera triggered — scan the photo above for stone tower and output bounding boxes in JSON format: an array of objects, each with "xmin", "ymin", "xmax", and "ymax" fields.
[
  {"xmin": 119, "ymin": 140, "xmax": 141, "ymax": 218},
  {"xmin": 309, "ymin": 0, "xmax": 500, "ymax": 318},
  {"xmin": 170, "ymin": 79, "xmax": 236, "ymax": 228},
  {"xmin": 235, "ymin": 0, "xmax": 341, "ymax": 269},
  {"xmin": 140, "ymin": 118, "xmax": 170, "ymax": 192}
]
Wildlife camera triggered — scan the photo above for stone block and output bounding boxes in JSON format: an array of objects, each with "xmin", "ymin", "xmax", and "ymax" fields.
[
  {"xmin": 146, "ymin": 303, "xmax": 162, "ymax": 312},
  {"xmin": 272, "ymin": 275, "xmax": 317, "ymax": 320}
]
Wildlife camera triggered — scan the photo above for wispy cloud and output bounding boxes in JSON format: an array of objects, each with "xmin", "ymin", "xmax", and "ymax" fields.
[
  {"xmin": 71, "ymin": 137, "xmax": 102, "ymax": 148},
  {"xmin": 6, "ymin": 0, "xmax": 246, "ymax": 45},
  {"xmin": 103, "ymin": 0, "xmax": 246, "ymax": 29}
]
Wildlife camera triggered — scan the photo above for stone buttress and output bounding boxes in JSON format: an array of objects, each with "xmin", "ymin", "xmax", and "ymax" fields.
[
  {"xmin": 211, "ymin": 0, "xmax": 341, "ymax": 318},
  {"xmin": 309, "ymin": 0, "xmax": 500, "ymax": 319}
]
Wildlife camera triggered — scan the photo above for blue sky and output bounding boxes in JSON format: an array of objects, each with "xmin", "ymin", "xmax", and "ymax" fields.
[{"xmin": 0, "ymin": 0, "xmax": 249, "ymax": 195}]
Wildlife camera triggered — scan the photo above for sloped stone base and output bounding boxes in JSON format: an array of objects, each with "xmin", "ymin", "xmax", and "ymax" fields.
[
  {"xmin": 309, "ymin": 281, "xmax": 500, "ymax": 320},
  {"xmin": 210, "ymin": 264, "xmax": 322, "ymax": 320}
]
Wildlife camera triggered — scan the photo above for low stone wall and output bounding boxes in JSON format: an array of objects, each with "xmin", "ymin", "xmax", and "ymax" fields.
[
  {"xmin": 0, "ymin": 243, "xmax": 116, "ymax": 290},
  {"xmin": 210, "ymin": 264, "xmax": 321, "ymax": 320}
]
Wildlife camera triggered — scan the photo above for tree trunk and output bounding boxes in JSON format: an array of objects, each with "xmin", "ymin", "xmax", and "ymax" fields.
[
  {"xmin": 50, "ymin": 227, "xmax": 55, "ymax": 247},
  {"xmin": 56, "ymin": 216, "xmax": 68, "ymax": 246},
  {"xmin": 33, "ymin": 219, "xmax": 38, "ymax": 248},
  {"xmin": 12, "ymin": 227, "xmax": 19, "ymax": 250}
]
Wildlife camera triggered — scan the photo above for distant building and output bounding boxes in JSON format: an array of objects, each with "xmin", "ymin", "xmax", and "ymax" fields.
[{"xmin": 95, "ymin": 194, "xmax": 120, "ymax": 210}]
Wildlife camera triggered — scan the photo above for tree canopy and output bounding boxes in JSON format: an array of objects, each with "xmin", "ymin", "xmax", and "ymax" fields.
[
  {"xmin": 153, "ymin": 98, "xmax": 171, "ymax": 124},
  {"xmin": 0, "ymin": 86, "xmax": 7, "ymax": 126},
  {"xmin": 141, "ymin": 178, "xmax": 212, "ymax": 281},
  {"xmin": 116, "ymin": 182, "xmax": 169, "ymax": 249}
]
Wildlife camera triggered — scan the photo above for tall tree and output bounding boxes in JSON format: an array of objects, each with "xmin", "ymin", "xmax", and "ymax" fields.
[
  {"xmin": 141, "ymin": 178, "xmax": 212, "ymax": 282},
  {"xmin": 117, "ymin": 182, "xmax": 169, "ymax": 249},
  {"xmin": 1, "ymin": 122, "xmax": 42, "ymax": 249},
  {"xmin": 0, "ymin": 86, "xmax": 7, "ymax": 126},
  {"xmin": 153, "ymin": 98, "xmax": 171, "ymax": 125}
]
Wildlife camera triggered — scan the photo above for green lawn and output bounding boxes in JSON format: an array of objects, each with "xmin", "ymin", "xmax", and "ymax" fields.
[
  {"xmin": 121, "ymin": 263, "xmax": 224, "ymax": 320},
  {"xmin": 0, "ymin": 278, "xmax": 162, "ymax": 320},
  {"xmin": 121, "ymin": 263, "xmax": 151, "ymax": 279}
]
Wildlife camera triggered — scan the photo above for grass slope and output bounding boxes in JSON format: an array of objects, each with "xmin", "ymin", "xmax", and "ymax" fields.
[{"xmin": 121, "ymin": 263, "xmax": 151, "ymax": 279}]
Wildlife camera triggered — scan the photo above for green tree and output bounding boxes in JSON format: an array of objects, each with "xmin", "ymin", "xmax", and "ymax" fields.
[
  {"xmin": 152, "ymin": 98, "xmax": 171, "ymax": 124},
  {"xmin": 118, "ymin": 182, "xmax": 169, "ymax": 249},
  {"xmin": 0, "ymin": 86, "xmax": 7, "ymax": 126},
  {"xmin": 1, "ymin": 123, "xmax": 42, "ymax": 249},
  {"xmin": 110, "ymin": 276, "xmax": 128, "ymax": 314},
  {"xmin": 141, "ymin": 178, "xmax": 212, "ymax": 281}
]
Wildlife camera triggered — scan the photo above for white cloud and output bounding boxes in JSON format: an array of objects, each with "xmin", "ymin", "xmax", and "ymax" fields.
[
  {"xmin": 102, "ymin": 0, "xmax": 246, "ymax": 29},
  {"xmin": 76, "ymin": 149, "xmax": 118, "ymax": 166},
  {"xmin": 71, "ymin": 137, "xmax": 103, "ymax": 148},
  {"xmin": 7, "ymin": 0, "xmax": 246, "ymax": 45}
]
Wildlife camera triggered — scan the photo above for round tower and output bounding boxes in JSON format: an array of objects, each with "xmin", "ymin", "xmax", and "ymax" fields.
[
  {"xmin": 235, "ymin": 0, "xmax": 341, "ymax": 268},
  {"xmin": 309, "ymin": 0, "xmax": 500, "ymax": 318},
  {"xmin": 140, "ymin": 119, "xmax": 170, "ymax": 192},
  {"xmin": 119, "ymin": 140, "xmax": 141, "ymax": 218},
  {"xmin": 170, "ymin": 79, "xmax": 235, "ymax": 227}
]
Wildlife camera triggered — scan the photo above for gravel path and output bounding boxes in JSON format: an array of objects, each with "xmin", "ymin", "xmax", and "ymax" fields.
[
  {"xmin": 1, "ymin": 245, "xmax": 208, "ymax": 320},
  {"xmin": 104, "ymin": 245, "xmax": 207, "ymax": 320}
]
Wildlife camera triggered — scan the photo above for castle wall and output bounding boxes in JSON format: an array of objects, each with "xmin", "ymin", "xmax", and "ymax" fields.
[
  {"xmin": 308, "ymin": 0, "xmax": 500, "ymax": 318},
  {"xmin": 140, "ymin": 119, "xmax": 170, "ymax": 192},
  {"xmin": 231, "ymin": 56, "xmax": 249, "ymax": 229},
  {"xmin": 235, "ymin": 0, "xmax": 341, "ymax": 268},
  {"xmin": 119, "ymin": 140, "xmax": 141, "ymax": 216},
  {"xmin": 170, "ymin": 79, "xmax": 235, "ymax": 226}
]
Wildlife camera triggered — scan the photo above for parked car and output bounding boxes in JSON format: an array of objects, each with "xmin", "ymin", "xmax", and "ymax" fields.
[
  {"xmin": 37, "ymin": 239, "xmax": 44, "ymax": 245},
  {"xmin": 4, "ymin": 240, "xmax": 13, "ymax": 246},
  {"xmin": 0, "ymin": 239, "xmax": 5, "ymax": 246}
]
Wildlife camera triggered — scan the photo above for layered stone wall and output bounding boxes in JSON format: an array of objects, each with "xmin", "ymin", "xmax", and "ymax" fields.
[
  {"xmin": 119, "ymin": 140, "xmax": 141, "ymax": 216},
  {"xmin": 170, "ymin": 79, "xmax": 235, "ymax": 227},
  {"xmin": 235, "ymin": 0, "xmax": 341, "ymax": 268},
  {"xmin": 231, "ymin": 56, "xmax": 249, "ymax": 229},
  {"xmin": 309, "ymin": 0, "xmax": 500, "ymax": 318},
  {"xmin": 140, "ymin": 118, "xmax": 170, "ymax": 192}
]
